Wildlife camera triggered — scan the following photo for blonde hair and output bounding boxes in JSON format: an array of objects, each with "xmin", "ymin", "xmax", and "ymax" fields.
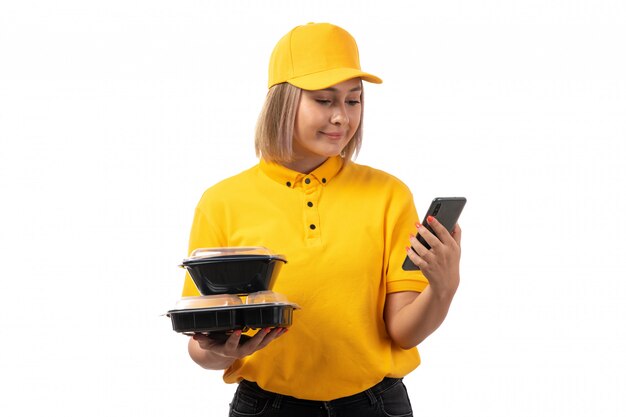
[{"xmin": 255, "ymin": 82, "xmax": 364, "ymax": 163}]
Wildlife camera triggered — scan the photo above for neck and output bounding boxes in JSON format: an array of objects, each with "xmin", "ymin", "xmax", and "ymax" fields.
[{"xmin": 282, "ymin": 156, "xmax": 329, "ymax": 174}]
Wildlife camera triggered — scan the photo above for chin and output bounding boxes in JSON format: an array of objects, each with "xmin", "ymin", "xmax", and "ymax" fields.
[{"xmin": 320, "ymin": 146, "xmax": 345, "ymax": 157}]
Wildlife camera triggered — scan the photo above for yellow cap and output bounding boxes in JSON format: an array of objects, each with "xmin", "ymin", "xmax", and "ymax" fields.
[{"xmin": 268, "ymin": 22, "xmax": 382, "ymax": 90}]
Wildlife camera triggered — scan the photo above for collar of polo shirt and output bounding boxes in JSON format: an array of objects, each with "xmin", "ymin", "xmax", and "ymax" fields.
[{"xmin": 259, "ymin": 156, "xmax": 344, "ymax": 188}]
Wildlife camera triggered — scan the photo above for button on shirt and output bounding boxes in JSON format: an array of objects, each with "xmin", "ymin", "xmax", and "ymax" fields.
[{"xmin": 182, "ymin": 156, "xmax": 428, "ymax": 401}]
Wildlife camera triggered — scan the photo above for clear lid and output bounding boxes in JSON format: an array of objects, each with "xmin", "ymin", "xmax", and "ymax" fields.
[
  {"xmin": 183, "ymin": 246, "xmax": 279, "ymax": 263},
  {"xmin": 174, "ymin": 294, "xmax": 243, "ymax": 310},
  {"xmin": 245, "ymin": 291, "xmax": 290, "ymax": 305}
]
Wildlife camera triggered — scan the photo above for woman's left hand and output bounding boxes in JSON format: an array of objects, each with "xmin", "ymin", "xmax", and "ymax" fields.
[{"xmin": 406, "ymin": 216, "xmax": 462, "ymax": 297}]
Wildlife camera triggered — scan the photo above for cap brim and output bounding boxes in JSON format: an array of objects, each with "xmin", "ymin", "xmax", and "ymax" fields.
[{"xmin": 286, "ymin": 67, "xmax": 382, "ymax": 90}]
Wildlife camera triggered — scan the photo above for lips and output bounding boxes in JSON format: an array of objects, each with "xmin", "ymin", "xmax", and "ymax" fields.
[{"xmin": 321, "ymin": 131, "xmax": 345, "ymax": 139}]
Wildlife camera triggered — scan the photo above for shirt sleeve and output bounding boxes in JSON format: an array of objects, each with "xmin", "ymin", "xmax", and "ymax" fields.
[
  {"xmin": 384, "ymin": 181, "xmax": 429, "ymax": 294},
  {"xmin": 181, "ymin": 192, "xmax": 228, "ymax": 297}
]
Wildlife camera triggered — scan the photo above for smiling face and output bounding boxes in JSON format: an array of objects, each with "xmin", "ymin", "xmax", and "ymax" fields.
[{"xmin": 286, "ymin": 78, "xmax": 363, "ymax": 173}]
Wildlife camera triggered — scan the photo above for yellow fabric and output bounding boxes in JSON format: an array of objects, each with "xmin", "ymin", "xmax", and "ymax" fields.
[
  {"xmin": 268, "ymin": 22, "xmax": 382, "ymax": 90},
  {"xmin": 182, "ymin": 156, "xmax": 428, "ymax": 400}
]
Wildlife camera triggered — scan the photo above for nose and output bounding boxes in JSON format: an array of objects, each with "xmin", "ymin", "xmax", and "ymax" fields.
[{"xmin": 330, "ymin": 103, "xmax": 348, "ymax": 126}]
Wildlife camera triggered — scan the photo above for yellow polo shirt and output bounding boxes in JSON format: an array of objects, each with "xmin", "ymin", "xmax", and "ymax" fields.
[{"xmin": 182, "ymin": 156, "xmax": 428, "ymax": 400}]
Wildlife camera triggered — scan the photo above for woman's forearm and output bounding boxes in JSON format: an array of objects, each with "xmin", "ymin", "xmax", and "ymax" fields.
[
  {"xmin": 188, "ymin": 338, "xmax": 236, "ymax": 370},
  {"xmin": 386, "ymin": 285, "xmax": 457, "ymax": 349}
]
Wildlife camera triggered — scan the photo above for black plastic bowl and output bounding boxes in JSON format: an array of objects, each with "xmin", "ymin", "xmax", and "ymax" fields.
[
  {"xmin": 168, "ymin": 303, "xmax": 296, "ymax": 333},
  {"xmin": 182, "ymin": 254, "xmax": 287, "ymax": 295}
]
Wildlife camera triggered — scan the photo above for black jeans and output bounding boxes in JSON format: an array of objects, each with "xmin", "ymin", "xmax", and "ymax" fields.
[{"xmin": 229, "ymin": 377, "xmax": 413, "ymax": 417}]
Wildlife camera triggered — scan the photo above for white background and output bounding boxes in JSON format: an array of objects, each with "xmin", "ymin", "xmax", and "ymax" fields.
[{"xmin": 1, "ymin": 1, "xmax": 625, "ymax": 416}]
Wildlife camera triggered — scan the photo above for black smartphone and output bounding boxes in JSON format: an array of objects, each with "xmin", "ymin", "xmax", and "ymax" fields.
[{"xmin": 402, "ymin": 197, "xmax": 467, "ymax": 271}]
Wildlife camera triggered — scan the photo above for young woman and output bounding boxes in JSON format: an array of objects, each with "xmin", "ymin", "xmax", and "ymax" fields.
[{"xmin": 182, "ymin": 22, "xmax": 462, "ymax": 417}]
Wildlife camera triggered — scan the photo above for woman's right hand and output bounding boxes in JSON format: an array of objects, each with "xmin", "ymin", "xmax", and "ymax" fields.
[{"xmin": 188, "ymin": 327, "xmax": 287, "ymax": 369}]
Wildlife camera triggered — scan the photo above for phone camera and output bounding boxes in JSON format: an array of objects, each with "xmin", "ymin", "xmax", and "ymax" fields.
[{"xmin": 433, "ymin": 204, "xmax": 441, "ymax": 216}]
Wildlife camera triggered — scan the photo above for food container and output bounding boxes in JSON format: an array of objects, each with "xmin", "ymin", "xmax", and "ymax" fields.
[
  {"xmin": 245, "ymin": 290, "xmax": 289, "ymax": 304},
  {"xmin": 174, "ymin": 294, "xmax": 243, "ymax": 310},
  {"xmin": 167, "ymin": 291, "xmax": 299, "ymax": 334},
  {"xmin": 167, "ymin": 297, "xmax": 298, "ymax": 334},
  {"xmin": 180, "ymin": 247, "xmax": 287, "ymax": 295}
]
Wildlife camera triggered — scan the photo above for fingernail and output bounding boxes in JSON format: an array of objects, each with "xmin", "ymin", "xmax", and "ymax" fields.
[
  {"xmin": 408, "ymin": 233, "xmax": 414, "ymax": 239},
  {"xmin": 427, "ymin": 215, "xmax": 434, "ymax": 223},
  {"xmin": 415, "ymin": 222, "xmax": 421, "ymax": 229},
  {"xmin": 405, "ymin": 246, "xmax": 411, "ymax": 253},
  {"xmin": 234, "ymin": 330, "xmax": 242, "ymax": 336},
  {"xmin": 265, "ymin": 328, "xmax": 271, "ymax": 334}
]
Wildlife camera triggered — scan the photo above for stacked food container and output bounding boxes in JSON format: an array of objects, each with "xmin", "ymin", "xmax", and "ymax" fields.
[{"xmin": 166, "ymin": 247, "xmax": 299, "ymax": 336}]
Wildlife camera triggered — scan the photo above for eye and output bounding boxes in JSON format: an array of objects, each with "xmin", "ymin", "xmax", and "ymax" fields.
[
  {"xmin": 347, "ymin": 100, "xmax": 361, "ymax": 106},
  {"xmin": 316, "ymin": 99, "xmax": 332, "ymax": 105}
]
